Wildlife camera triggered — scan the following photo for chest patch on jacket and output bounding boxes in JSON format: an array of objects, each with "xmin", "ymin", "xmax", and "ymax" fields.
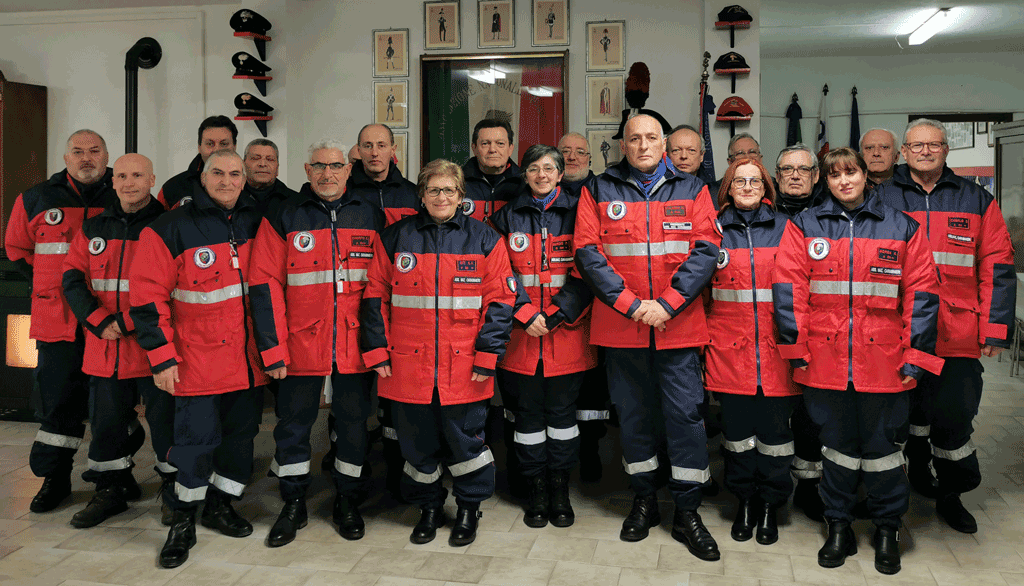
[
  {"xmin": 397, "ymin": 252, "xmax": 416, "ymax": 273},
  {"xmin": 351, "ymin": 235, "xmax": 371, "ymax": 247},
  {"xmin": 454, "ymin": 276, "xmax": 482, "ymax": 284},
  {"xmin": 45, "ymin": 208, "xmax": 63, "ymax": 225},
  {"xmin": 552, "ymin": 240, "xmax": 572, "ymax": 253},
  {"xmin": 877, "ymin": 248, "xmax": 899, "ymax": 262},
  {"xmin": 607, "ymin": 201, "xmax": 627, "ymax": 220},
  {"xmin": 663, "ymin": 222, "xmax": 692, "ymax": 231},
  {"xmin": 664, "ymin": 205, "xmax": 687, "ymax": 216},
  {"xmin": 194, "ymin": 247, "xmax": 216, "ymax": 268},
  {"xmin": 947, "ymin": 233, "xmax": 974, "ymax": 244},
  {"xmin": 948, "ymin": 217, "xmax": 970, "ymax": 230},
  {"xmin": 808, "ymin": 238, "xmax": 830, "ymax": 260},
  {"xmin": 508, "ymin": 232, "xmax": 529, "ymax": 252},
  {"xmin": 88, "ymin": 237, "xmax": 106, "ymax": 255},
  {"xmin": 870, "ymin": 266, "xmax": 902, "ymax": 277},
  {"xmin": 457, "ymin": 259, "xmax": 477, "ymax": 272},
  {"xmin": 294, "ymin": 232, "xmax": 315, "ymax": 252},
  {"xmin": 717, "ymin": 249, "xmax": 730, "ymax": 269}
]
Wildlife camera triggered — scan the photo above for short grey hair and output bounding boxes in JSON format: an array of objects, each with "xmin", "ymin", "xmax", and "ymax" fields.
[
  {"xmin": 66, "ymin": 129, "xmax": 107, "ymax": 154},
  {"xmin": 859, "ymin": 128, "xmax": 900, "ymax": 151},
  {"xmin": 776, "ymin": 143, "xmax": 818, "ymax": 169},
  {"xmin": 308, "ymin": 139, "xmax": 349, "ymax": 162},
  {"xmin": 904, "ymin": 119, "xmax": 947, "ymax": 144},
  {"xmin": 558, "ymin": 131, "xmax": 588, "ymax": 145},
  {"xmin": 667, "ymin": 125, "xmax": 705, "ymax": 153},
  {"xmin": 727, "ymin": 133, "xmax": 759, "ymax": 156},
  {"xmin": 202, "ymin": 149, "xmax": 243, "ymax": 173},
  {"xmin": 243, "ymin": 138, "xmax": 279, "ymax": 160}
]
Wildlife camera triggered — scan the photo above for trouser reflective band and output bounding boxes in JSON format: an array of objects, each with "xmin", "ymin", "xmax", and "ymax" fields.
[
  {"xmin": 404, "ymin": 462, "xmax": 442, "ymax": 484},
  {"xmin": 909, "ymin": 424, "xmax": 931, "ymax": 437},
  {"xmin": 210, "ymin": 472, "xmax": 245, "ymax": 496},
  {"xmin": 156, "ymin": 461, "xmax": 178, "ymax": 474},
  {"xmin": 88, "ymin": 456, "xmax": 131, "ymax": 472},
  {"xmin": 35, "ymin": 430, "xmax": 82, "ymax": 449},
  {"xmin": 547, "ymin": 425, "xmax": 579, "ymax": 441},
  {"xmin": 449, "ymin": 448, "xmax": 494, "ymax": 477},
  {"xmin": 861, "ymin": 452, "xmax": 905, "ymax": 472},
  {"xmin": 932, "ymin": 440, "xmax": 975, "ymax": 462},
  {"xmin": 792, "ymin": 456, "xmax": 822, "ymax": 479},
  {"xmin": 822, "ymin": 447, "xmax": 861, "ymax": 471},
  {"xmin": 334, "ymin": 459, "xmax": 363, "ymax": 478},
  {"xmin": 382, "ymin": 426, "xmax": 398, "ymax": 440},
  {"xmin": 504, "ymin": 409, "xmax": 516, "ymax": 423},
  {"xmin": 270, "ymin": 459, "xmax": 310, "ymax": 477},
  {"xmin": 176, "ymin": 482, "xmax": 207, "ymax": 503},
  {"xmin": 724, "ymin": 436, "xmax": 756, "ymax": 453},
  {"xmin": 672, "ymin": 466, "xmax": 711, "ymax": 483},
  {"xmin": 515, "ymin": 430, "xmax": 546, "ymax": 445},
  {"xmin": 623, "ymin": 454, "xmax": 659, "ymax": 475},
  {"xmin": 757, "ymin": 439, "xmax": 796, "ymax": 457},
  {"xmin": 576, "ymin": 409, "xmax": 610, "ymax": 421}
]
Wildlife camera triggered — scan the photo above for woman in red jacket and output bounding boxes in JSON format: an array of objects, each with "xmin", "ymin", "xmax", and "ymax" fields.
[
  {"xmin": 490, "ymin": 145, "xmax": 598, "ymax": 529},
  {"xmin": 706, "ymin": 158, "xmax": 799, "ymax": 547},
  {"xmin": 772, "ymin": 148, "xmax": 943, "ymax": 575}
]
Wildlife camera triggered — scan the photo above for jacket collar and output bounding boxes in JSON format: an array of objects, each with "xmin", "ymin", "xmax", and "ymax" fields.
[
  {"xmin": 891, "ymin": 163, "xmax": 960, "ymax": 192},
  {"xmin": 462, "ymin": 157, "xmax": 521, "ymax": 183},
  {"xmin": 719, "ymin": 202, "xmax": 777, "ymax": 228},
  {"xmin": 296, "ymin": 183, "xmax": 363, "ymax": 209},
  {"xmin": 815, "ymin": 188, "xmax": 885, "ymax": 220},
  {"xmin": 98, "ymin": 196, "xmax": 164, "ymax": 223},
  {"xmin": 603, "ymin": 155, "xmax": 685, "ymax": 186},
  {"xmin": 414, "ymin": 207, "xmax": 469, "ymax": 231},
  {"xmin": 188, "ymin": 181, "xmax": 259, "ymax": 214},
  {"xmin": 510, "ymin": 184, "xmax": 574, "ymax": 213},
  {"xmin": 348, "ymin": 160, "xmax": 406, "ymax": 187}
]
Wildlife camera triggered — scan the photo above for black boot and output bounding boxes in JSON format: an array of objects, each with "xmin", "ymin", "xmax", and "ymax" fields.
[
  {"xmin": 793, "ymin": 478, "xmax": 825, "ymax": 522},
  {"xmin": 548, "ymin": 469, "xmax": 575, "ymax": 528},
  {"xmin": 936, "ymin": 493, "xmax": 977, "ymax": 534},
  {"xmin": 449, "ymin": 506, "xmax": 481, "ymax": 546},
  {"xmin": 671, "ymin": 509, "xmax": 721, "ymax": 561},
  {"xmin": 731, "ymin": 498, "xmax": 757, "ymax": 542},
  {"xmin": 159, "ymin": 509, "xmax": 196, "ymax": 569},
  {"xmin": 523, "ymin": 473, "xmax": 548, "ymax": 528},
  {"xmin": 818, "ymin": 518, "xmax": 858, "ymax": 568},
  {"xmin": 620, "ymin": 493, "xmax": 661, "ymax": 542},
  {"xmin": 908, "ymin": 460, "xmax": 940, "ymax": 499},
  {"xmin": 268, "ymin": 498, "xmax": 308, "ymax": 547},
  {"xmin": 333, "ymin": 495, "xmax": 365, "ymax": 540},
  {"xmin": 873, "ymin": 526, "xmax": 901, "ymax": 575},
  {"xmin": 700, "ymin": 476, "xmax": 720, "ymax": 497},
  {"xmin": 411, "ymin": 506, "xmax": 448, "ymax": 544},
  {"xmin": 70, "ymin": 485, "xmax": 129, "ymax": 528},
  {"xmin": 320, "ymin": 444, "xmax": 337, "ymax": 472},
  {"xmin": 118, "ymin": 473, "xmax": 142, "ymax": 501},
  {"xmin": 30, "ymin": 474, "xmax": 72, "ymax": 513},
  {"xmin": 157, "ymin": 471, "xmax": 176, "ymax": 526},
  {"xmin": 200, "ymin": 489, "xmax": 252, "ymax": 538},
  {"xmin": 756, "ymin": 501, "xmax": 779, "ymax": 545}
]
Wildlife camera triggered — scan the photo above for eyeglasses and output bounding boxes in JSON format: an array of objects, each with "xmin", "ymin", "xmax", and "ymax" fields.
[
  {"xmin": 729, "ymin": 149, "xmax": 760, "ymax": 159},
  {"xmin": 777, "ymin": 165, "xmax": 815, "ymax": 176},
  {"xmin": 526, "ymin": 165, "xmax": 559, "ymax": 175},
  {"xmin": 905, "ymin": 141, "xmax": 947, "ymax": 153},
  {"xmin": 425, "ymin": 187, "xmax": 458, "ymax": 198},
  {"xmin": 559, "ymin": 148, "xmax": 590, "ymax": 159},
  {"xmin": 310, "ymin": 162, "xmax": 346, "ymax": 172},
  {"xmin": 731, "ymin": 177, "xmax": 764, "ymax": 188}
]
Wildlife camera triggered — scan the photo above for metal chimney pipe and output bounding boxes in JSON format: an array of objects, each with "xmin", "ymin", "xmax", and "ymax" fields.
[{"xmin": 124, "ymin": 37, "xmax": 162, "ymax": 154}]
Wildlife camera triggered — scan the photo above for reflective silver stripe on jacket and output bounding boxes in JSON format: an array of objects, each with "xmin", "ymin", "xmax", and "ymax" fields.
[
  {"xmin": 724, "ymin": 436, "xmax": 756, "ymax": 453},
  {"xmin": 391, "ymin": 294, "xmax": 482, "ymax": 310},
  {"xmin": 34, "ymin": 242, "xmax": 70, "ymax": 255},
  {"xmin": 822, "ymin": 447, "xmax": 861, "ymax": 471},
  {"xmin": 270, "ymin": 458, "xmax": 310, "ymax": 477},
  {"xmin": 861, "ymin": 452, "xmax": 905, "ymax": 472},
  {"xmin": 515, "ymin": 430, "xmax": 546, "ymax": 446},
  {"xmin": 334, "ymin": 459, "xmax": 363, "ymax": 478},
  {"xmin": 404, "ymin": 462, "xmax": 442, "ymax": 484},
  {"xmin": 672, "ymin": 465, "xmax": 711, "ymax": 483},
  {"xmin": 909, "ymin": 424, "xmax": 931, "ymax": 437},
  {"xmin": 91, "ymin": 279, "xmax": 130, "ymax": 292},
  {"xmin": 622, "ymin": 455, "xmax": 659, "ymax": 475},
  {"xmin": 286, "ymin": 269, "xmax": 368, "ymax": 287},
  {"xmin": 809, "ymin": 280, "xmax": 899, "ymax": 298},
  {"xmin": 210, "ymin": 472, "xmax": 245, "ymax": 496},
  {"xmin": 757, "ymin": 439, "xmax": 796, "ymax": 457},
  {"xmin": 932, "ymin": 440, "xmax": 976, "ymax": 462},
  {"xmin": 604, "ymin": 240, "xmax": 690, "ymax": 257},
  {"xmin": 547, "ymin": 425, "xmax": 579, "ymax": 441},
  {"xmin": 171, "ymin": 282, "xmax": 249, "ymax": 305},
  {"xmin": 711, "ymin": 288, "xmax": 773, "ymax": 303},
  {"xmin": 933, "ymin": 250, "xmax": 974, "ymax": 268},
  {"xmin": 448, "ymin": 448, "xmax": 494, "ymax": 477},
  {"xmin": 35, "ymin": 430, "xmax": 82, "ymax": 449},
  {"xmin": 516, "ymin": 273, "xmax": 568, "ymax": 288},
  {"xmin": 87, "ymin": 456, "xmax": 131, "ymax": 472},
  {"xmin": 576, "ymin": 409, "xmax": 610, "ymax": 421},
  {"xmin": 176, "ymin": 481, "xmax": 207, "ymax": 503}
]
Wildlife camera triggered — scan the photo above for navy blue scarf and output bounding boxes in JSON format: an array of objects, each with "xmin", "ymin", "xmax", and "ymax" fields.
[{"xmin": 630, "ymin": 156, "xmax": 667, "ymax": 198}]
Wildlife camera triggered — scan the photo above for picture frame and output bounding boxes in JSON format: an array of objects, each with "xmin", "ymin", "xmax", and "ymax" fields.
[
  {"xmin": 478, "ymin": 0, "xmax": 514, "ymax": 49},
  {"xmin": 976, "ymin": 121, "xmax": 988, "ymax": 134},
  {"xmin": 531, "ymin": 0, "xmax": 568, "ymax": 46},
  {"xmin": 393, "ymin": 132, "xmax": 408, "ymax": 178},
  {"xmin": 585, "ymin": 74, "xmax": 623, "ymax": 125},
  {"xmin": 587, "ymin": 127, "xmax": 622, "ymax": 171},
  {"xmin": 372, "ymin": 29, "xmax": 410, "ymax": 77},
  {"xmin": 373, "ymin": 80, "xmax": 409, "ymax": 128},
  {"xmin": 586, "ymin": 20, "xmax": 625, "ymax": 71},
  {"xmin": 946, "ymin": 121, "xmax": 974, "ymax": 150},
  {"xmin": 424, "ymin": 1, "xmax": 461, "ymax": 50}
]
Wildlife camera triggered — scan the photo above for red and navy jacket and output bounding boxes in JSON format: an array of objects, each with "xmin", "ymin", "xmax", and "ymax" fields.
[
  {"xmin": 129, "ymin": 185, "xmax": 270, "ymax": 396},
  {"xmin": 561, "ymin": 171, "xmax": 597, "ymax": 200},
  {"xmin": 574, "ymin": 157, "xmax": 721, "ymax": 349},
  {"xmin": 877, "ymin": 164, "xmax": 1016, "ymax": 357},
  {"xmin": 360, "ymin": 210, "xmax": 516, "ymax": 405},
  {"xmin": 461, "ymin": 157, "xmax": 523, "ymax": 223},
  {"xmin": 245, "ymin": 179, "xmax": 297, "ymax": 216},
  {"xmin": 249, "ymin": 185, "xmax": 386, "ymax": 376},
  {"xmin": 705, "ymin": 204, "xmax": 798, "ymax": 397},
  {"xmin": 156, "ymin": 153, "xmax": 203, "ymax": 209},
  {"xmin": 489, "ymin": 186, "xmax": 597, "ymax": 376},
  {"xmin": 347, "ymin": 161, "xmax": 419, "ymax": 226},
  {"xmin": 772, "ymin": 191, "xmax": 944, "ymax": 393},
  {"xmin": 5, "ymin": 168, "xmax": 116, "ymax": 342},
  {"xmin": 61, "ymin": 198, "xmax": 165, "ymax": 379}
]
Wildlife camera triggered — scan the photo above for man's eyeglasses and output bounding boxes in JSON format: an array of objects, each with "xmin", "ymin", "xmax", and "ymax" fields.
[
  {"xmin": 559, "ymin": 148, "xmax": 590, "ymax": 159},
  {"xmin": 310, "ymin": 162, "xmax": 346, "ymax": 172},
  {"xmin": 777, "ymin": 165, "xmax": 815, "ymax": 176},
  {"xmin": 425, "ymin": 187, "xmax": 458, "ymax": 198},
  {"xmin": 732, "ymin": 177, "xmax": 763, "ymax": 188},
  {"xmin": 905, "ymin": 142, "xmax": 946, "ymax": 153},
  {"xmin": 729, "ymin": 149, "xmax": 761, "ymax": 159}
]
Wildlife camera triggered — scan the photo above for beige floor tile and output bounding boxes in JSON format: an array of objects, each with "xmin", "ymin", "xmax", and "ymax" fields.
[
  {"xmin": 224, "ymin": 538, "xmax": 304, "ymax": 567},
  {"xmin": 689, "ymin": 573, "xmax": 759, "ymax": 586},
  {"xmin": 478, "ymin": 556, "xmax": 555, "ymax": 586},
  {"xmin": 0, "ymin": 519, "xmax": 32, "ymax": 540},
  {"xmin": 1002, "ymin": 573, "xmax": 1024, "ymax": 586},
  {"xmin": 236, "ymin": 565, "xmax": 316, "ymax": 586},
  {"xmin": 657, "ymin": 542, "xmax": 725, "ymax": 574},
  {"xmin": 463, "ymin": 530, "xmax": 537, "ymax": 558},
  {"xmin": 897, "ymin": 534, "xmax": 960, "ymax": 567},
  {"xmin": 929, "ymin": 565, "xmax": 1009, "ymax": 586},
  {"xmin": 33, "ymin": 551, "xmax": 133, "ymax": 584},
  {"xmin": 950, "ymin": 541, "xmax": 1024, "ymax": 572},
  {"xmin": 55, "ymin": 526, "xmax": 144, "ymax": 552},
  {"xmin": 3, "ymin": 522, "xmax": 83, "ymax": 548},
  {"xmin": 374, "ymin": 578, "xmax": 448, "ymax": 586},
  {"xmin": 285, "ymin": 541, "xmax": 371, "ymax": 572},
  {"xmin": 103, "ymin": 554, "xmax": 187, "ymax": 586},
  {"xmin": 760, "ymin": 581, "xmax": 820, "ymax": 586},
  {"xmin": 549, "ymin": 560, "xmax": 621, "ymax": 586},
  {"xmin": 415, "ymin": 551, "xmax": 492, "ymax": 583},
  {"xmin": 591, "ymin": 539, "xmax": 662, "ymax": 569},
  {"xmin": 0, "ymin": 546, "xmax": 75, "ymax": 579},
  {"xmin": 617, "ymin": 567, "xmax": 691, "ymax": 586},
  {"xmin": 527, "ymin": 534, "xmax": 598, "ymax": 563},
  {"xmin": 723, "ymin": 550, "xmax": 793, "ymax": 581},
  {"xmin": 350, "ymin": 546, "xmax": 431, "ymax": 577},
  {"xmin": 303, "ymin": 570, "xmax": 380, "ymax": 586},
  {"xmin": 790, "ymin": 554, "xmax": 868, "ymax": 586},
  {"xmin": 171, "ymin": 561, "xmax": 254, "ymax": 586},
  {"xmin": 855, "ymin": 559, "xmax": 937, "ymax": 585}
]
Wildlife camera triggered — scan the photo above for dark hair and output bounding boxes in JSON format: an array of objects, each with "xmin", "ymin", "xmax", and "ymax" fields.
[
  {"xmin": 472, "ymin": 118, "xmax": 514, "ymax": 145},
  {"xmin": 197, "ymin": 115, "xmax": 239, "ymax": 146},
  {"xmin": 717, "ymin": 157, "xmax": 777, "ymax": 211},
  {"xmin": 357, "ymin": 123, "xmax": 395, "ymax": 146},
  {"xmin": 520, "ymin": 144, "xmax": 564, "ymax": 175},
  {"xmin": 821, "ymin": 147, "xmax": 867, "ymax": 177}
]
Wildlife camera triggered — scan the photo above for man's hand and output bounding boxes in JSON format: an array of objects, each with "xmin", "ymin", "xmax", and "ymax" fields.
[
  {"xmin": 901, "ymin": 375, "xmax": 914, "ymax": 385},
  {"xmin": 100, "ymin": 322, "xmax": 123, "ymax": 340},
  {"xmin": 630, "ymin": 300, "xmax": 651, "ymax": 322},
  {"xmin": 375, "ymin": 365, "xmax": 392, "ymax": 378},
  {"xmin": 268, "ymin": 366, "xmax": 287, "ymax": 379},
  {"xmin": 525, "ymin": 314, "xmax": 550, "ymax": 337},
  {"xmin": 154, "ymin": 365, "xmax": 179, "ymax": 395},
  {"xmin": 471, "ymin": 372, "xmax": 491, "ymax": 382},
  {"xmin": 640, "ymin": 301, "xmax": 671, "ymax": 331},
  {"xmin": 981, "ymin": 345, "xmax": 1005, "ymax": 358}
]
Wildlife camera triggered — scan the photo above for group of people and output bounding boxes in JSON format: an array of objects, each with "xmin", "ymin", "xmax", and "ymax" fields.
[{"xmin": 4, "ymin": 112, "xmax": 1014, "ymax": 577}]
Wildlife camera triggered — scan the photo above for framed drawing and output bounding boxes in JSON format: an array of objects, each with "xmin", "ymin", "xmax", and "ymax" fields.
[
  {"xmin": 587, "ymin": 127, "xmax": 621, "ymax": 171},
  {"xmin": 586, "ymin": 74, "xmax": 622, "ymax": 125},
  {"xmin": 393, "ymin": 132, "xmax": 409, "ymax": 178},
  {"xmin": 372, "ymin": 29, "xmax": 410, "ymax": 77},
  {"xmin": 478, "ymin": 0, "xmax": 514, "ymax": 49},
  {"xmin": 532, "ymin": 1, "xmax": 568, "ymax": 46},
  {"xmin": 946, "ymin": 121, "xmax": 974, "ymax": 150},
  {"xmin": 373, "ymin": 80, "xmax": 409, "ymax": 128},
  {"xmin": 586, "ymin": 21, "xmax": 625, "ymax": 71},
  {"xmin": 425, "ymin": 1, "xmax": 461, "ymax": 50}
]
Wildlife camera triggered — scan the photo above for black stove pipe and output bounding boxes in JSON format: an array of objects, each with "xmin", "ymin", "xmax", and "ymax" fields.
[{"xmin": 125, "ymin": 37, "xmax": 162, "ymax": 154}]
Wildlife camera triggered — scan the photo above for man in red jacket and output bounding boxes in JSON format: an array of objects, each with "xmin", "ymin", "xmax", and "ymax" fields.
[
  {"xmin": 5, "ymin": 129, "xmax": 117, "ymax": 513},
  {"xmin": 156, "ymin": 116, "xmax": 237, "ymax": 209}
]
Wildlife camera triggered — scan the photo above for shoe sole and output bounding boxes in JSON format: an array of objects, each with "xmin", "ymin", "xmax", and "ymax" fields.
[
  {"xmin": 200, "ymin": 518, "xmax": 253, "ymax": 538},
  {"xmin": 70, "ymin": 504, "xmax": 130, "ymax": 529},
  {"xmin": 449, "ymin": 533, "xmax": 476, "ymax": 547},
  {"xmin": 671, "ymin": 529, "xmax": 721, "ymax": 561},
  {"xmin": 755, "ymin": 532, "xmax": 779, "ymax": 546},
  {"xmin": 338, "ymin": 526, "xmax": 365, "ymax": 541},
  {"xmin": 550, "ymin": 516, "xmax": 574, "ymax": 528},
  {"xmin": 818, "ymin": 545, "xmax": 857, "ymax": 568},
  {"xmin": 267, "ymin": 519, "xmax": 308, "ymax": 548},
  {"xmin": 524, "ymin": 516, "xmax": 548, "ymax": 528},
  {"xmin": 875, "ymin": 561, "xmax": 901, "ymax": 575}
]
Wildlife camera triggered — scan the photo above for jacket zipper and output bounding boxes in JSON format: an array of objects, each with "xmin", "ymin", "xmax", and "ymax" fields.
[
  {"xmin": 744, "ymin": 224, "xmax": 763, "ymax": 388},
  {"xmin": 434, "ymin": 226, "xmax": 441, "ymax": 390},
  {"xmin": 329, "ymin": 206, "xmax": 340, "ymax": 366},
  {"xmin": 846, "ymin": 213, "xmax": 855, "ymax": 383},
  {"xmin": 228, "ymin": 212, "xmax": 255, "ymax": 388},
  {"xmin": 113, "ymin": 215, "xmax": 129, "ymax": 377},
  {"xmin": 538, "ymin": 215, "xmax": 549, "ymax": 364}
]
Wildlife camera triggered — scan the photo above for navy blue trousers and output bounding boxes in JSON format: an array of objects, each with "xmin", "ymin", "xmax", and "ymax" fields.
[
  {"xmin": 137, "ymin": 376, "xmax": 176, "ymax": 478},
  {"xmin": 791, "ymin": 395, "xmax": 823, "ymax": 482},
  {"xmin": 82, "ymin": 375, "xmax": 146, "ymax": 488},
  {"xmin": 30, "ymin": 333, "xmax": 88, "ymax": 478},
  {"xmin": 716, "ymin": 391, "xmax": 799, "ymax": 506}
]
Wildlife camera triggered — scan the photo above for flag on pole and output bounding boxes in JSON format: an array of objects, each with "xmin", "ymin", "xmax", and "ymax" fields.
[
  {"xmin": 849, "ymin": 87, "xmax": 861, "ymax": 149},
  {"xmin": 816, "ymin": 84, "xmax": 830, "ymax": 160},
  {"xmin": 699, "ymin": 80, "xmax": 716, "ymax": 180},
  {"xmin": 785, "ymin": 94, "xmax": 802, "ymax": 146}
]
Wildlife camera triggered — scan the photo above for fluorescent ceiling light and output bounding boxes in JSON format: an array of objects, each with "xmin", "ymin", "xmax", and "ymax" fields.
[{"xmin": 909, "ymin": 8, "xmax": 959, "ymax": 46}]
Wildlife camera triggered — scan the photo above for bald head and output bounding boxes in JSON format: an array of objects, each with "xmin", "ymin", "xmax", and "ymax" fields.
[
  {"xmin": 621, "ymin": 115, "xmax": 665, "ymax": 173},
  {"xmin": 112, "ymin": 153, "xmax": 156, "ymax": 213}
]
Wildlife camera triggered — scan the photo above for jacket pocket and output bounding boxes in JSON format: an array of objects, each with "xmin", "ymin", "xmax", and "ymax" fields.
[
  {"xmin": 180, "ymin": 332, "xmax": 243, "ymax": 385},
  {"xmin": 859, "ymin": 327, "xmax": 903, "ymax": 389},
  {"xmin": 808, "ymin": 259, "xmax": 844, "ymax": 308},
  {"xmin": 390, "ymin": 341, "xmax": 431, "ymax": 396},
  {"xmin": 287, "ymin": 317, "xmax": 328, "ymax": 368},
  {"xmin": 449, "ymin": 337, "xmax": 481, "ymax": 389},
  {"xmin": 938, "ymin": 296, "xmax": 979, "ymax": 346},
  {"xmin": 452, "ymin": 282, "xmax": 483, "ymax": 323}
]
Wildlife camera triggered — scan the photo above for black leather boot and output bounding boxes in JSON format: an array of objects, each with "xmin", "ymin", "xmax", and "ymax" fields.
[
  {"xmin": 333, "ymin": 495, "xmax": 365, "ymax": 540},
  {"xmin": 873, "ymin": 526, "xmax": 901, "ymax": 575},
  {"xmin": 200, "ymin": 489, "xmax": 252, "ymax": 538},
  {"xmin": 756, "ymin": 501, "xmax": 779, "ymax": 545},
  {"xmin": 793, "ymin": 478, "xmax": 824, "ymax": 522},
  {"xmin": 30, "ymin": 474, "xmax": 72, "ymax": 513},
  {"xmin": 411, "ymin": 506, "xmax": 447, "ymax": 544},
  {"xmin": 159, "ymin": 508, "xmax": 196, "ymax": 569},
  {"xmin": 620, "ymin": 493, "xmax": 660, "ymax": 542},
  {"xmin": 548, "ymin": 469, "xmax": 575, "ymax": 528},
  {"xmin": 157, "ymin": 471, "xmax": 176, "ymax": 527},
  {"xmin": 818, "ymin": 518, "xmax": 858, "ymax": 568},
  {"xmin": 907, "ymin": 460, "xmax": 939, "ymax": 499},
  {"xmin": 731, "ymin": 498, "xmax": 757, "ymax": 542},
  {"xmin": 523, "ymin": 473, "xmax": 548, "ymax": 528},
  {"xmin": 671, "ymin": 509, "xmax": 721, "ymax": 561},
  {"xmin": 70, "ymin": 486, "xmax": 129, "ymax": 528},
  {"xmin": 449, "ymin": 506, "xmax": 482, "ymax": 546},
  {"xmin": 268, "ymin": 498, "xmax": 308, "ymax": 547},
  {"xmin": 936, "ymin": 493, "xmax": 977, "ymax": 534}
]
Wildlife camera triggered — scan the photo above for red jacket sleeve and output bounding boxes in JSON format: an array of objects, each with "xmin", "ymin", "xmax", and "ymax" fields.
[
  {"xmin": 573, "ymin": 186, "xmax": 641, "ymax": 317},
  {"xmin": 4, "ymin": 194, "xmax": 35, "ymax": 278},
  {"xmin": 61, "ymin": 230, "xmax": 113, "ymax": 337},
  {"xmin": 901, "ymin": 224, "xmax": 944, "ymax": 375},
  {"xmin": 359, "ymin": 236, "xmax": 393, "ymax": 369},
  {"xmin": 128, "ymin": 227, "xmax": 181, "ymax": 372},
  {"xmin": 247, "ymin": 218, "xmax": 290, "ymax": 370},
  {"xmin": 771, "ymin": 220, "xmax": 812, "ymax": 363},
  {"xmin": 474, "ymin": 239, "xmax": 516, "ymax": 372},
  {"xmin": 976, "ymin": 199, "xmax": 1016, "ymax": 346}
]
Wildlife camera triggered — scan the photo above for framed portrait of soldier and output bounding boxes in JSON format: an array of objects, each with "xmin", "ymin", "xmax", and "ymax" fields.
[
  {"xmin": 531, "ymin": 0, "xmax": 568, "ymax": 46},
  {"xmin": 393, "ymin": 131, "xmax": 408, "ymax": 178},
  {"xmin": 425, "ymin": 1, "xmax": 461, "ymax": 50},
  {"xmin": 586, "ymin": 21, "xmax": 625, "ymax": 71},
  {"xmin": 478, "ymin": 0, "xmax": 514, "ymax": 48},
  {"xmin": 372, "ymin": 29, "xmax": 410, "ymax": 77},
  {"xmin": 587, "ymin": 127, "xmax": 622, "ymax": 171},
  {"xmin": 373, "ymin": 80, "xmax": 409, "ymax": 128},
  {"xmin": 586, "ymin": 74, "xmax": 622, "ymax": 125}
]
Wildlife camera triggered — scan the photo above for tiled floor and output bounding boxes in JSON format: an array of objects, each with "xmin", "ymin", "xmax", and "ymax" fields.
[{"xmin": 2, "ymin": 354, "xmax": 1024, "ymax": 585}]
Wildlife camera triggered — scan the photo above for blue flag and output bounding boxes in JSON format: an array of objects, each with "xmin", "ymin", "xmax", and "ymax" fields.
[{"xmin": 849, "ymin": 90, "xmax": 861, "ymax": 149}]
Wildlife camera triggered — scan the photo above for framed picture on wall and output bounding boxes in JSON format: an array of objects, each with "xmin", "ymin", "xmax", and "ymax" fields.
[
  {"xmin": 585, "ymin": 74, "xmax": 623, "ymax": 125},
  {"xmin": 425, "ymin": 1, "xmax": 461, "ymax": 50},
  {"xmin": 532, "ymin": 1, "xmax": 568, "ymax": 46},
  {"xmin": 372, "ymin": 29, "xmax": 410, "ymax": 77},
  {"xmin": 373, "ymin": 80, "xmax": 409, "ymax": 128},
  {"xmin": 478, "ymin": 0, "xmax": 514, "ymax": 48},
  {"xmin": 586, "ymin": 21, "xmax": 625, "ymax": 71},
  {"xmin": 587, "ymin": 127, "xmax": 622, "ymax": 171},
  {"xmin": 393, "ymin": 131, "xmax": 408, "ymax": 178},
  {"xmin": 946, "ymin": 121, "xmax": 974, "ymax": 150}
]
